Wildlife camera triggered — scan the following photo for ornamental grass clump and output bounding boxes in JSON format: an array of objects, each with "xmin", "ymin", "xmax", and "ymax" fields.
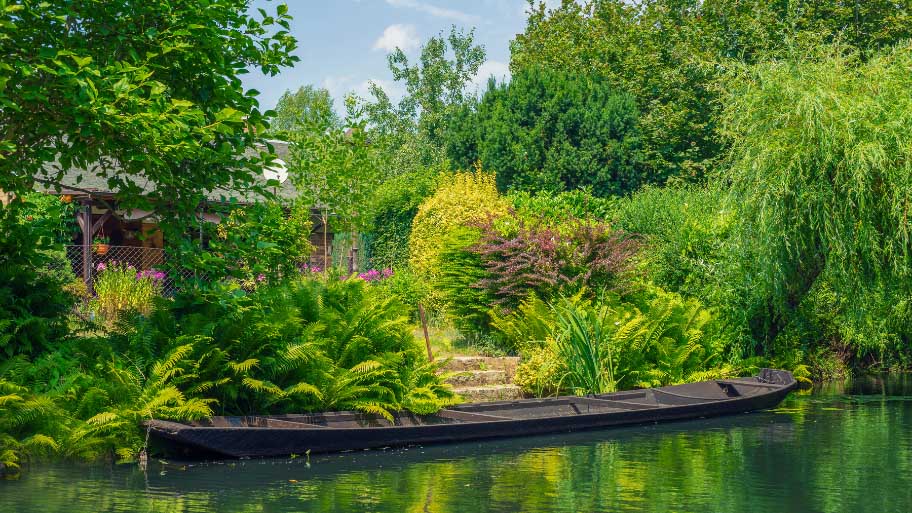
[
  {"xmin": 553, "ymin": 299, "xmax": 617, "ymax": 395},
  {"xmin": 92, "ymin": 262, "xmax": 162, "ymax": 323},
  {"xmin": 505, "ymin": 289, "xmax": 739, "ymax": 397}
]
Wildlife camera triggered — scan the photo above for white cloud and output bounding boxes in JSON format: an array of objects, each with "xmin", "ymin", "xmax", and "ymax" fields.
[
  {"xmin": 321, "ymin": 74, "xmax": 356, "ymax": 100},
  {"xmin": 355, "ymin": 79, "xmax": 405, "ymax": 103},
  {"xmin": 373, "ymin": 24, "xmax": 420, "ymax": 53},
  {"xmin": 385, "ymin": 0, "xmax": 480, "ymax": 24},
  {"xmin": 471, "ymin": 60, "xmax": 510, "ymax": 92},
  {"xmin": 322, "ymin": 75, "xmax": 405, "ymax": 107}
]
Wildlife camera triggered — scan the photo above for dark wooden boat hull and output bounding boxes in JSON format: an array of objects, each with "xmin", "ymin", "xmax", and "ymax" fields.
[{"xmin": 147, "ymin": 369, "xmax": 797, "ymax": 458}]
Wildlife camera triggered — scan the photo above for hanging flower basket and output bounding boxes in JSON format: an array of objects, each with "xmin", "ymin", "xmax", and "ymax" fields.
[{"xmin": 93, "ymin": 235, "xmax": 111, "ymax": 255}]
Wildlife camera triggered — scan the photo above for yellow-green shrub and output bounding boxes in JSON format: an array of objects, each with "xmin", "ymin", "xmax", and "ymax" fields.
[
  {"xmin": 513, "ymin": 343, "xmax": 563, "ymax": 398},
  {"xmin": 408, "ymin": 169, "xmax": 509, "ymax": 281}
]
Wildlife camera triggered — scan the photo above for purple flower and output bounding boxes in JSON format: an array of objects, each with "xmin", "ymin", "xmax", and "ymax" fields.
[
  {"xmin": 310, "ymin": 266, "xmax": 322, "ymax": 273},
  {"xmin": 153, "ymin": 271, "xmax": 166, "ymax": 281},
  {"xmin": 256, "ymin": 273, "xmax": 266, "ymax": 283},
  {"xmin": 382, "ymin": 268, "xmax": 394, "ymax": 278},
  {"xmin": 96, "ymin": 262, "xmax": 107, "ymax": 271}
]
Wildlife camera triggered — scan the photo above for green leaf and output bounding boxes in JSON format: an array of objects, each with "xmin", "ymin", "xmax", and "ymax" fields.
[
  {"xmin": 215, "ymin": 107, "xmax": 245, "ymax": 123},
  {"xmin": 71, "ymin": 55, "xmax": 92, "ymax": 68}
]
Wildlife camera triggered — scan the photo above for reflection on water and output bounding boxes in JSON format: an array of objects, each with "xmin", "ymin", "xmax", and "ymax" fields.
[{"xmin": 3, "ymin": 376, "xmax": 911, "ymax": 513}]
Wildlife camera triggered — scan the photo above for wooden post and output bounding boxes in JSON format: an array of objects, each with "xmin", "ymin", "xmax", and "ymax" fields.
[
  {"xmin": 350, "ymin": 232, "xmax": 358, "ymax": 273},
  {"xmin": 79, "ymin": 202, "xmax": 93, "ymax": 292},
  {"xmin": 322, "ymin": 210, "xmax": 329, "ymax": 271},
  {"xmin": 74, "ymin": 201, "xmax": 112, "ymax": 295},
  {"xmin": 418, "ymin": 303, "xmax": 433, "ymax": 362}
]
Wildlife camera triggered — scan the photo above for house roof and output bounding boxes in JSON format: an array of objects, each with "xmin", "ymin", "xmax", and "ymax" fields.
[{"xmin": 36, "ymin": 140, "xmax": 299, "ymax": 204}]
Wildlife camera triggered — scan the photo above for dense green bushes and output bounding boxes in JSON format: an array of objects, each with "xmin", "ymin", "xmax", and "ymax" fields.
[
  {"xmin": 408, "ymin": 170, "xmax": 509, "ymax": 285},
  {"xmin": 0, "ymin": 274, "xmax": 456, "ymax": 472},
  {"xmin": 0, "ymin": 202, "xmax": 77, "ymax": 359},
  {"xmin": 364, "ymin": 165, "xmax": 442, "ymax": 270},
  {"xmin": 447, "ymin": 68, "xmax": 644, "ymax": 196}
]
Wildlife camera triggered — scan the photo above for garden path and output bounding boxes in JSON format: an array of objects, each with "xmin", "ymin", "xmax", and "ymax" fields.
[{"xmin": 443, "ymin": 356, "xmax": 524, "ymax": 402}]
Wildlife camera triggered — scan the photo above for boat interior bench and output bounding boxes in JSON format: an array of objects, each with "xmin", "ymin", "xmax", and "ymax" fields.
[{"xmin": 187, "ymin": 379, "xmax": 768, "ymax": 429}]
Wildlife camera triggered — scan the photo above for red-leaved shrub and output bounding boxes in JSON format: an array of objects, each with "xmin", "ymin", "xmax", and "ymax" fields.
[{"xmin": 472, "ymin": 217, "xmax": 640, "ymax": 309}]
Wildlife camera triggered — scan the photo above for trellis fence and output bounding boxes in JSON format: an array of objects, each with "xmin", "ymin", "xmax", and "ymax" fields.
[{"xmin": 55, "ymin": 245, "xmax": 199, "ymax": 296}]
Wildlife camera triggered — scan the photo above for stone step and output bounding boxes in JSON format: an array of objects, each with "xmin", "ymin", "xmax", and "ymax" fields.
[
  {"xmin": 445, "ymin": 369, "xmax": 508, "ymax": 387},
  {"xmin": 442, "ymin": 356, "xmax": 520, "ymax": 375},
  {"xmin": 454, "ymin": 384, "xmax": 525, "ymax": 403}
]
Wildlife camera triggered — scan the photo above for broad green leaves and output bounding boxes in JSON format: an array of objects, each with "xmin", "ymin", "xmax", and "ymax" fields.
[{"xmin": 0, "ymin": 0, "xmax": 298, "ymax": 224}]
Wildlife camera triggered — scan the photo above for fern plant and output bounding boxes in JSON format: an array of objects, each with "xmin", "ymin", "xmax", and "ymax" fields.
[{"xmin": 0, "ymin": 357, "xmax": 65, "ymax": 475}]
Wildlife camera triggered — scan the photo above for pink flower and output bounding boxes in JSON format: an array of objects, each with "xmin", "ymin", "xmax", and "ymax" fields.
[
  {"xmin": 96, "ymin": 262, "xmax": 106, "ymax": 271},
  {"xmin": 382, "ymin": 268, "xmax": 394, "ymax": 278},
  {"xmin": 310, "ymin": 266, "xmax": 322, "ymax": 273},
  {"xmin": 256, "ymin": 273, "xmax": 266, "ymax": 282}
]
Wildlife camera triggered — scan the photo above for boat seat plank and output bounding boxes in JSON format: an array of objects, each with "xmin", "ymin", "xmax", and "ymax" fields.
[
  {"xmin": 571, "ymin": 397, "xmax": 657, "ymax": 411},
  {"xmin": 716, "ymin": 379, "xmax": 783, "ymax": 390},
  {"xmin": 462, "ymin": 398, "xmax": 573, "ymax": 413},
  {"xmin": 260, "ymin": 418, "xmax": 330, "ymax": 429},
  {"xmin": 438, "ymin": 409, "xmax": 512, "ymax": 422}
]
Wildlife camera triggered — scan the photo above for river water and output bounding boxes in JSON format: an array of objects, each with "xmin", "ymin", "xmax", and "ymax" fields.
[{"xmin": 2, "ymin": 376, "xmax": 910, "ymax": 513}]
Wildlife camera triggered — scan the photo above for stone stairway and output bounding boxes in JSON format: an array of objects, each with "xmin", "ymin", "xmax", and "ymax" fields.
[{"xmin": 443, "ymin": 356, "xmax": 524, "ymax": 403}]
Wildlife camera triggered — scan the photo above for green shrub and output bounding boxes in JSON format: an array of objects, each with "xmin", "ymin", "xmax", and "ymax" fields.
[
  {"xmin": 434, "ymin": 227, "xmax": 494, "ymax": 331},
  {"xmin": 613, "ymin": 185, "xmax": 732, "ymax": 301},
  {"xmin": 513, "ymin": 344, "xmax": 562, "ymax": 398},
  {"xmin": 365, "ymin": 165, "xmax": 443, "ymax": 270},
  {"xmin": 0, "ymin": 203, "xmax": 76, "ymax": 358},
  {"xmin": 180, "ymin": 200, "xmax": 314, "ymax": 285},
  {"xmin": 408, "ymin": 170, "xmax": 509, "ymax": 280},
  {"xmin": 509, "ymin": 188, "xmax": 617, "ymax": 228},
  {"xmin": 375, "ymin": 268, "xmax": 431, "ymax": 321}
]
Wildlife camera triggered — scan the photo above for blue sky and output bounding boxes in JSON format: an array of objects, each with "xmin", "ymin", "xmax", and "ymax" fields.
[{"xmin": 243, "ymin": 0, "xmax": 555, "ymax": 112}]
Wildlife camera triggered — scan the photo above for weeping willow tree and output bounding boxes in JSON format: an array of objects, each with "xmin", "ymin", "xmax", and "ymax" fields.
[{"xmin": 722, "ymin": 42, "xmax": 912, "ymax": 355}]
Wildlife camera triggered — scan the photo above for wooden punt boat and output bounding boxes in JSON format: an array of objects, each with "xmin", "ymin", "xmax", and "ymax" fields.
[{"xmin": 147, "ymin": 368, "xmax": 796, "ymax": 459}]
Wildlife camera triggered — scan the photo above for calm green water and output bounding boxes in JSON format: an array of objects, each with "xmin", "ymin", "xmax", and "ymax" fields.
[{"xmin": 3, "ymin": 376, "xmax": 911, "ymax": 513}]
